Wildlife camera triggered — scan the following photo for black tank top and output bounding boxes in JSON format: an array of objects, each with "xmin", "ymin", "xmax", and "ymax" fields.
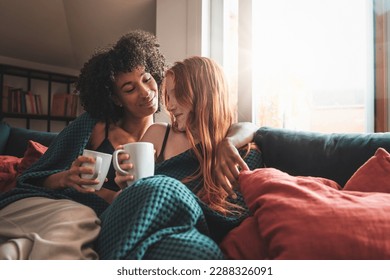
[{"xmin": 156, "ymin": 124, "xmax": 170, "ymax": 164}]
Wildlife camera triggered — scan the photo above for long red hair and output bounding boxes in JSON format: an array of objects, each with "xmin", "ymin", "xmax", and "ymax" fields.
[{"xmin": 164, "ymin": 56, "xmax": 236, "ymax": 215}]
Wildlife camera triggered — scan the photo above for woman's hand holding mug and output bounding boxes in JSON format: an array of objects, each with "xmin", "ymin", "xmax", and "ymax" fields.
[{"xmin": 113, "ymin": 142, "xmax": 155, "ymax": 189}]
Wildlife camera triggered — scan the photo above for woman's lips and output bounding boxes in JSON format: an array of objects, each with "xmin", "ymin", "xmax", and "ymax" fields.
[{"xmin": 142, "ymin": 95, "xmax": 157, "ymax": 108}]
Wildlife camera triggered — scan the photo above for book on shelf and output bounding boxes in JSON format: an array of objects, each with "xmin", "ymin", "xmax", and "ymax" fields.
[
  {"xmin": 9, "ymin": 88, "xmax": 23, "ymax": 113},
  {"xmin": 76, "ymin": 97, "xmax": 85, "ymax": 116},
  {"xmin": 20, "ymin": 91, "xmax": 27, "ymax": 113},
  {"xmin": 51, "ymin": 92, "xmax": 80, "ymax": 117},
  {"xmin": 3, "ymin": 88, "xmax": 80, "ymax": 117},
  {"xmin": 2, "ymin": 86, "xmax": 42, "ymax": 115},
  {"xmin": 66, "ymin": 95, "xmax": 72, "ymax": 117},
  {"xmin": 51, "ymin": 92, "xmax": 68, "ymax": 116},
  {"xmin": 35, "ymin": 95, "xmax": 43, "ymax": 114},
  {"xmin": 26, "ymin": 91, "xmax": 36, "ymax": 114},
  {"xmin": 1, "ymin": 84, "xmax": 11, "ymax": 113},
  {"xmin": 67, "ymin": 93, "xmax": 82, "ymax": 117}
]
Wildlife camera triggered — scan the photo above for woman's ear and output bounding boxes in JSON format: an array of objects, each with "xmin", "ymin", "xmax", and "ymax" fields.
[{"xmin": 111, "ymin": 95, "xmax": 122, "ymax": 107}]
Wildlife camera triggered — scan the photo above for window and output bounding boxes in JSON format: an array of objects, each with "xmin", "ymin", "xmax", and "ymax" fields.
[
  {"xmin": 253, "ymin": 0, "xmax": 374, "ymax": 133},
  {"xmin": 216, "ymin": 0, "xmax": 379, "ymax": 133}
]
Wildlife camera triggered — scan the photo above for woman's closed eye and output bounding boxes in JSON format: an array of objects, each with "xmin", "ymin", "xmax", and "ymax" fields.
[
  {"xmin": 120, "ymin": 72, "xmax": 153, "ymax": 94},
  {"xmin": 123, "ymin": 86, "xmax": 135, "ymax": 94}
]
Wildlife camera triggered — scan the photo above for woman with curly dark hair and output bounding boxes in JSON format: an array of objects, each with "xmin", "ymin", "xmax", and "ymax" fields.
[
  {"xmin": 77, "ymin": 30, "xmax": 166, "ymax": 125},
  {"xmin": 0, "ymin": 30, "xmax": 257, "ymax": 260}
]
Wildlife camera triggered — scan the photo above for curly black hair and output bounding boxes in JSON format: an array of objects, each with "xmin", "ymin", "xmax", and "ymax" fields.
[{"xmin": 75, "ymin": 30, "xmax": 167, "ymax": 123}]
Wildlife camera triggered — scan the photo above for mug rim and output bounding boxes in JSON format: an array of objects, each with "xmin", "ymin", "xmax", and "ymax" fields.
[
  {"xmin": 83, "ymin": 149, "xmax": 112, "ymax": 158},
  {"xmin": 122, "ymin": 142, "xmax": 154, "ymax": 147}
]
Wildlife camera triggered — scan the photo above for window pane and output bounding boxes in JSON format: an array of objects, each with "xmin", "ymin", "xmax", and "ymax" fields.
[{"xmin": 252, "ymin": 0, "xmax": 374, "ymax": 132}]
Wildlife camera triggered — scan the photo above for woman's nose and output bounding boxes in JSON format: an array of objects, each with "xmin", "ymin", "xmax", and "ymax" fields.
[
  {"xmin": 140, "ymin": 87, "xmax": 152, "ymax": 98},
  {"xmin": 165, "ymin": 100, "xmax": 174, "ymax": 111}
]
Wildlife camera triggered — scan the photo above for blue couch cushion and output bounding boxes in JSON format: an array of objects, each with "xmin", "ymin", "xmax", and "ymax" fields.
[
  {"xmin": 254, "ymin": 126, "xmax": 390, "ymax": 186},
  {"xmin": 4, "ymin": 126, "xmax": 57, "ymax": 158},
  {"xmin": 0, "ymin": 122, "xmax": 11, "ymax": 155}
]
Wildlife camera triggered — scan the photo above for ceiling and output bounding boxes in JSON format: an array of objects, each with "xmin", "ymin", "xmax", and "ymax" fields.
[{"xmin": 0, "ymin": 0, "xmax": 156, "ymax": 71}]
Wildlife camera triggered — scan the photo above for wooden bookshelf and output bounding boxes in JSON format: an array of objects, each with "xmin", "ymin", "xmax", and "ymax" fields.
[{"xmin": 0, "ymin": 64, "xmax": 79, "ymax": 131}]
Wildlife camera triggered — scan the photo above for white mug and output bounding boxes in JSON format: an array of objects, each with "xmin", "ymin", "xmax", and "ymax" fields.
[
  {"xmin": 81, "ymin": 149, "xmax": 112, "ymax": 190},
  {"xmin": 112, "ymin": 142, "xmax": 155, "ymax": 186}
]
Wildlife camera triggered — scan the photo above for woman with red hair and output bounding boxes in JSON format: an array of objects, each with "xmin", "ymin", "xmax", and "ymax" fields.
[{"xmin": 115, "ymin": 56, "xmax": 261, "ymax": 245}]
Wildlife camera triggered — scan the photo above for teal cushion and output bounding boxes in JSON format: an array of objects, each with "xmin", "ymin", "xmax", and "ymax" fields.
[
  {"xmin": 254, "ymin": 127, "xmax": 390, "ymax": 186},
  {"xmin": 0, "ymin": 122, "xmax": 11, "ymax": 154},
  {"xmin": 5, "ymin": 127, "xmax": 57, "ymax": 157}
]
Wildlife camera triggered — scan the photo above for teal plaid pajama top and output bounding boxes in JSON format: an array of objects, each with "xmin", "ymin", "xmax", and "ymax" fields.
[{"xmin": 0, "ymin": 112, "xmax": 263, "ymax": 259}]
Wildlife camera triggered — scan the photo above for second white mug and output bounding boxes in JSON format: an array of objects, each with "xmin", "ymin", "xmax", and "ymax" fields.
[{"xmin": 112, "ymin": 142, "xmax": 155, "ymax": 186}]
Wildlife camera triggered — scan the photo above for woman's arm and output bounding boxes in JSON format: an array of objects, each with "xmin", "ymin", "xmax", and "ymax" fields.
[
  {"xmin": 18, "ymin": 113, "xmax": 98, "ymax": 189},
  {"xmin": 225, "ymin": 122, "xmax": 259, "ymax": 148},
  {"xmin": 215, "ymin": 122, "xmax": 259, "ymax": 197}
]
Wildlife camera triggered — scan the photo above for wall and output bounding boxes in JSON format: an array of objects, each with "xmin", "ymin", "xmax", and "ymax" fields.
[
  {"xmin": 2, "ymin": 0, "xmax": 214, "ymax": 128},
  {"xmin": 156, "ymin": 0, "xmax": 253, "ymax": 122},
  {"xmin": 155, "ymin": 0, "xmax": 208, "ymax": 122},
  {"xmin": 156, "ymin": 0, "xmax": 207, "ymax": 64}
]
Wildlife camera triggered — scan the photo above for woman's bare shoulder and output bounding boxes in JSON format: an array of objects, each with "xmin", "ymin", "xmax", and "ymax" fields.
[
  {"xmin": 141, "ymin": 122, "xmax": 169, "ymax": 142},
  {"xmin": 146, "ymin": 122, "xmax": 169, "ymax": 133}
]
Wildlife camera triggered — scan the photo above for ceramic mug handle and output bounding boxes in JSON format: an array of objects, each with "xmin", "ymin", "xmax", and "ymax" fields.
[{"xmin": 112, "ymin": 149, "xmax": 129, "ymax": 175}]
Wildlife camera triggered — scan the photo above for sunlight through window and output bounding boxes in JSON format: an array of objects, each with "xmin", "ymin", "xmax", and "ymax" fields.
[{"xmin": 252, "ymin": 0, "xmax": 374, "ymax": 132}]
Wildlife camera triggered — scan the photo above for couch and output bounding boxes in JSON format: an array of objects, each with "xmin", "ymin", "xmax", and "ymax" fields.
[
  {"xmin": 253, "ymin": 126, "xmax": 390, "ymax": 186},
  {"xmin": 220, "ymin": 127, "xmax": 390, "ymax": 259},
  {"xmin": 1, "ymin": 122, "xmax": 390, "ymax": 259},
  {"xmin": 0, "ymin": 122, "xmax": 57, "ymax": 158},
  {"xmin": 0, "ymin": 122, "xmax": 57, "ymax": 192}
]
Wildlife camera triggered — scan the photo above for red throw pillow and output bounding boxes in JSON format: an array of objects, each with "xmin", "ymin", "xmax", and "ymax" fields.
[
  {"xmin": 220, "ymin": 216, "xmax": 268, "ymax": 259},
  {"xmin": 18, "ymin": 140, "xmax": 48, "ymax": 173},
  {"xmin": 0, "ymin": 140, "xmax": 47, "ymax": 193},
  {"xmin": 239, "ymin": 168, "xmax": 390, "ymax": 259},
  {"xmin": 0, "ymin": 156, "xmax": 22, "ymax": 192},
  {"xmin": 344, "ymin": 147, "xmax": 390, "ymax": 193}
]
